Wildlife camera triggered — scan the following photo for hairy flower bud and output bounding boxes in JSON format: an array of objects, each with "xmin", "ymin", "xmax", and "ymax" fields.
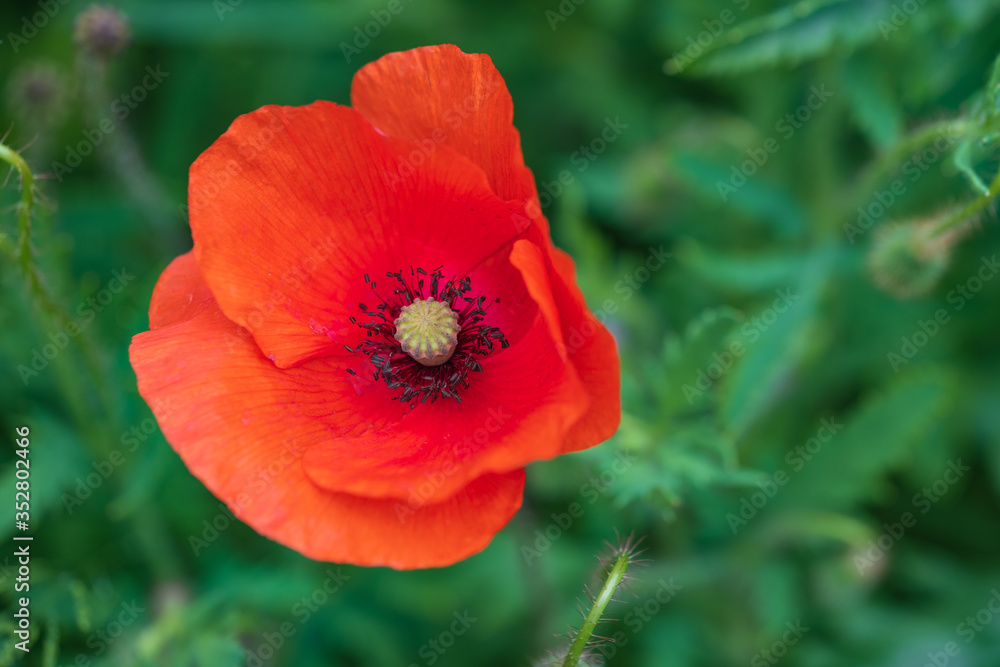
[
  {"xmin": 74, "ymin": 5, "xmax": 131, "ymax": 60},
  {"xmin": 5, "ymin": 62, "xmax": 67, "ymax": 127},
  {"xmin": 867, "ymin": 218, "xmax": 953, "ymax": 299}
]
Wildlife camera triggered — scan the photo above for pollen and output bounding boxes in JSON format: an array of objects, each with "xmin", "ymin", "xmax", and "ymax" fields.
[{"xmin": 393, "ymin": 298, "xmax": 461, "ymax": 366}]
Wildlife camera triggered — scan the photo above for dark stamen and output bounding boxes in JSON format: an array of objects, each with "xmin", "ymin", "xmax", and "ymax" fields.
[{"xmin": 346, "ymin": 267, "xmax": 510, "ymax": 407}]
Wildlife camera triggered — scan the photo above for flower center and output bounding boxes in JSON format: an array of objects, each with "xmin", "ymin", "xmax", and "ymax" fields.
[
  {"xmin": 393, "ymin": 298, "xmax": 460, "ymax": 366},
  {"xmin": 347, "ymin": 268, "xmax": 509, "ymax": 406}
]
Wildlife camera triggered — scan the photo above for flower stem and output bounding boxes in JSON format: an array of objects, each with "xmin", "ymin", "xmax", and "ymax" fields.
[
  {"xmin": 929, "ymin": 167, "xmax": 1000, "ymax": 237},
  {"xmin": 78, "ymin": 57, "xmax": 177, "ymax": 247},
  {"xmin": 0, "ymin": 141, "xmax": 120, "ymax": 446},
  {"xmin": 0, "ymin": 141, "xmax": 34, "ymax": 264},
  {"xmin": 847, "ymin": 118, "xmax": 970, "ymax": 213},
  {"xmin": 561, "ymin": 550, "xmax": 631, "ymax": 667},
  {"xmin": 2, "ymin": 141, "xmax": 178, "ymax": 579}
]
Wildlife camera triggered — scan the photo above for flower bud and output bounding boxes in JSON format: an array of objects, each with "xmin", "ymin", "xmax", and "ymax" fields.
[
  {"xmin": 74, "ymin": 5, "xmax": 131, "ymax": 60},
  {"xmin": 867, "ymin": 218, "xmax": 953, "ymax": 299},
  {"xmin": 5, "ymin": 62, "xmax": 67, "ymax": 128}
]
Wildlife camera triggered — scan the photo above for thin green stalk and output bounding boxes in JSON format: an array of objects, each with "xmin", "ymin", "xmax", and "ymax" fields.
[
  {"xmin": 930, "ymin": 166, "xmax": 1000, "ymax": 236},
  {"xmin": 2, "ymin": 141, "xmax": 180, "ymax": 578},
  {"xmin": 846, "ymin": 118, "xmax": 971, "ymax": 212},
  {"xmin": 561, "ymin": 550, "xmax": 630, "ymax": 667},
  {"xmin": 1, "ymin": 142, "xmax": 87, "ymax": 426},
  {"xmin": 78, "ymin": 57, "xmax": 176, "ymax": 246},
  {"xmin": 0, "ymin": 141, "xmax": 119, "ymax": 448},
  {"xmin": 0, "ymin": 142, "xmax": 34, "ymax": 264}
]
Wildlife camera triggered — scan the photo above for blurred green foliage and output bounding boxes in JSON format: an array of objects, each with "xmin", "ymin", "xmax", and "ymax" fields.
[{"xmin": 3, "ymin": 0, "xmax": 1000, "ymax": 665}]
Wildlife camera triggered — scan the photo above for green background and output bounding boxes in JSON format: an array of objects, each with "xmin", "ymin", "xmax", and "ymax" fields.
[{"xmin": 3, "ymin": 0, "xmax": 1000, "ymax": 665}]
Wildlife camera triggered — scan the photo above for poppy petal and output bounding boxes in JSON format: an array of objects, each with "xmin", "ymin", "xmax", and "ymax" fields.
[
  {"xmin": 132, "ymin": 46, "xmax": 622, "ymax": 569},
  {"xmin": 148, "ymin": 251, "xmax": 215, "ymax": 329},
  {"xmin": 545, "ymin": 245, "xmax": 622, "ymax": 451},
  {"xmin": 190, "ymin": 101, "xmax": 528, "ymax": 369},
  {"xmin": 302, "ymin": 253, "xmax": 589, "ymax": 502},
  {"xmin": 353, "ymin": 46, "xmax": 619, "ymax": 450},
  {"xmin": 351, "ymin": 44, "xmax": 540, "ymax": 217},
  {"xmin": 129, "ymin": 256, "xmax": 525, "ymax": 569}
]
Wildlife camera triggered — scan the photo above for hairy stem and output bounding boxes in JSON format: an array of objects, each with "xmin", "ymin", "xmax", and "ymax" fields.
[
  {"xmin": 847, "ymin": 118, "xmax": 970, "ymax": 212},
  {"xmin": 930, "ymin": 167, "xmax": 1000, "ymax": 237},
  {"xmin": 0, "ymin": 141, "xmax": 119, "ymax": 447},
  {"xmin": 561, "ymin": 550, "xmax": 631, "ymax": 667}
]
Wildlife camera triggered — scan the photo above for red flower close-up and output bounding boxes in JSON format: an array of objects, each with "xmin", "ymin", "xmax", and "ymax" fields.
[{"xmin": 129, "ymin": 44, "xmax": 620, "ymax": 569}]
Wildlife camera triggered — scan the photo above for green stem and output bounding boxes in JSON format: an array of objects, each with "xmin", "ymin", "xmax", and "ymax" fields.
[
  {"xmin": 79, "ymin": 57, "xmax": 177, "ymax": 247},
  {"xmin": 0, "ymin": 143, "xmax": 85, "ymax": 426},
  {"xmin": 0, "ymin": 142, "xmax": 34, "ymax": 264},
  {"xmin": 561, "ymin": 551, "xmax": 630, "ymax": 667},
  {"xmin": 0, "ymin": 142, "xmax": 120, "ymax": 449},
  {"xmin": 930, "ymin": 167, "xmax": 1000, "ymax": 237},
  {"xmin": 846, "ymin": 118, "xmax": 970, "ymax": 213},
  {"xmin": 2, "ymin": 142, "xmax": 181, "ymax": 581}
]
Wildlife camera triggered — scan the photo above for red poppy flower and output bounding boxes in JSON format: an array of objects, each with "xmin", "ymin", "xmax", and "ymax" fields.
[{"xmin": 129, "ymin": 44, "xmax": 620, "ymax": 569}]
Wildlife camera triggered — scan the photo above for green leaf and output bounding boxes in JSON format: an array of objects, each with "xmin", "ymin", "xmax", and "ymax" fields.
[
  {"xmin": 660, "ymin": 306, "xmax": 742, "ymax": 414},
  {"xmin": 842, "ymin": 56, "xmax": 904, "ymax": 149},
  {"xmin": 953, "ymin": 137, "xmax": 991, "ymax": 196},
  {"xmin": 672, "ymin": 151, "xmax": 806, "ymax": 238},
  {"xmin": 693, "ymin": 0, "xmax": 889, "ymax": 76},
  {"xmin": 676, "ymin": 239, "xmax": 807, "ymax": 293},
  {"xmin": 719, "ymin": 243, "xmax": 833, "ymax": 435},
  {"xmin": 774, "ymin": 370, "xmax": 954, "ymax": 512},
  {"xmin": 0, "ymin": 412, "xmax": 90, "ymax": 541}
]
